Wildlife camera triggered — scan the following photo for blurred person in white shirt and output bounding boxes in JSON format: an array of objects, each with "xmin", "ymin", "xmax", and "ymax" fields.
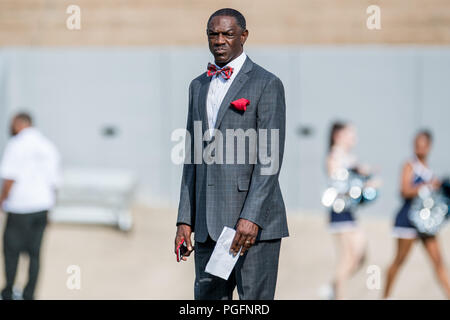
[{"xmin": 0, "ymin": 112, "xmax": 61, "ymax": 300}]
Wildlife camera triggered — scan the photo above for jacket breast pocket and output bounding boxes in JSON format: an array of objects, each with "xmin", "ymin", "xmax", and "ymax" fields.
[{"xmin": 237, "ymin": 176, "xmax": 251, "ymax": 192}]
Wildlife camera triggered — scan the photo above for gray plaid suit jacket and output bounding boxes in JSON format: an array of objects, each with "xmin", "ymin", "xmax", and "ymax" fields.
[{"xmin": 177, "ymin": 56, "xmax": 289, "ymax": 243}]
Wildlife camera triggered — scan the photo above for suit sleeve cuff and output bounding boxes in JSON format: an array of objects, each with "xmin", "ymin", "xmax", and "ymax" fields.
[
  {"xmin": 239, "ymin": 214, "xmax": 264, "ymax": 230},
  {"xmin": 176, "ymin": 221, "xmax": 192, "ymax": 227}
]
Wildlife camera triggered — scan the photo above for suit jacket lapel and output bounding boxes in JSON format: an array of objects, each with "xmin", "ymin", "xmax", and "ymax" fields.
[
  {"xmin": 213, "ymin": 57, "xmax": 254, "ymax": 130},
  {"xmin": 198, "ymin": 75, "xmax": 211, "ymax": 133}
]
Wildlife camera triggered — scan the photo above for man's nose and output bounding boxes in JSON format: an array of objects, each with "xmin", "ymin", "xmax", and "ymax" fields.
[{"xmin": 216, "ymin": 33, "xmax": 226, "ymax": 44}]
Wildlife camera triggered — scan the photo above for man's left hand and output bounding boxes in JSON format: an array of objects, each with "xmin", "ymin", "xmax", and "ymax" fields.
[{"xmin": 230, "ymin": 218, "xmax": 259, "ymax": 256}]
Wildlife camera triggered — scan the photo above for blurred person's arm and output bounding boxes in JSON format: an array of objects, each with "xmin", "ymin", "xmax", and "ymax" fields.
[
  {"xmin": 400, "ymin": 162, "xmax": 424, "ymax": 199},
  {"xmin": 356, "ymin": 163, "xmax": 373, "ymax": 177},
  {"xmin": 50, "ymin": 144, "xmax": 63, "ymax": 205},
  {"xmin": 0, "ymin": 179, "xmax": 14, "ymax": 208},
  {"xmin": 0, "ymin": 141, "xmax": 20, "ymax": 210},
  {"xmin": 326, "ymin": 151, "xmax": 339, "ymax": 178},
  {"xmin": 430, "ymin": 178, "xmax": 442, "ymax": 190},
  {"xmin": 357, "ymin": 164, "xmax": 382, "ymax": 188}
]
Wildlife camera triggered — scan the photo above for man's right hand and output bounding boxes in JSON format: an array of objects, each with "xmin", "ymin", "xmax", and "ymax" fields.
[{"xmin": 174, "ymin": 224, "xmax": 194, "ymax": 261}]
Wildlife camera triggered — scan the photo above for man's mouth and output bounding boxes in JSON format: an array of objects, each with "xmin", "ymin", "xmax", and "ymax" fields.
[{"xmin": 214, "ymin": 48, "xmax": 227, "ymax": 54}]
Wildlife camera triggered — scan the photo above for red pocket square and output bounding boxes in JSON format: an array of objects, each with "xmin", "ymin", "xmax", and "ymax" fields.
[{"xmin": 230, "ymin": 98, "xmax": 250, "ymax": 111}]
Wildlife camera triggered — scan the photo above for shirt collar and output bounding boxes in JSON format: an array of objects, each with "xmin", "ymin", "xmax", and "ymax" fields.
[
  {"xmin": 19, "ymin": 127, "xmax": 35, "ymax": 135},
  {"xmin": 14, "ymin": 127, "xmax": 36, "ymax": 139}
]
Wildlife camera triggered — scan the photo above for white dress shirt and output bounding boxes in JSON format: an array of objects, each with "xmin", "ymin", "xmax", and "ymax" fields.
[
  {"xmin": 206, "ymin": 51, "xmax": 247, "ymax": 133},
  {"xmin": 0, "ymin": 127, "xmax": 61, "ymax": 214}
]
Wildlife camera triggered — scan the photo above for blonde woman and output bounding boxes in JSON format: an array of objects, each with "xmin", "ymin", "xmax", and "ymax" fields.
[{"xmin": 325, "ymin": 122, "xmax": 368, "ymax": 299}]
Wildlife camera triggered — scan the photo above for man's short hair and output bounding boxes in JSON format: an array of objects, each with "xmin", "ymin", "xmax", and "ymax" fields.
[
  {"xmin": 14, "ymin": 112, "xmax": 33, "ymax": 125},
  {"xmin": 416, "ymin": 129, "xmax": 433, "ymax": 143},
  {"xmin": 207, "ymin": 8, "xmax": 246, "ymax": 30}
]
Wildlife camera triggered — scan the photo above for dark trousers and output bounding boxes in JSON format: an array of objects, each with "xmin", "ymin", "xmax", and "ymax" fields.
[
  {"xmin": 194, "ymin": 236, "xmax": 281, "ymax": 300},
  {"xmin": 1, "ymin": 211, "xmax": 48, "ymax": 300}
]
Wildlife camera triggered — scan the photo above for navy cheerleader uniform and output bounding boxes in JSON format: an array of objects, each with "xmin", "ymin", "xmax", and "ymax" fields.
[
  {"xmin": 392, "ymin": 158, "xmax": 434, "ymax": 239},
  {"xmin": 329, "ymin": 209, "xmax": 357, "ymax": 233},
  {"xmin": 327, "ymin": 147, "xmax": 359, "ymax": 233}
]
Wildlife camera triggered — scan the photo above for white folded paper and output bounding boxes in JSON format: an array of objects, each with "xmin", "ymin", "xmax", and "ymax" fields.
[{"xmin": 205, "ymin": 226, "xmax": 241, "ymax": 280}]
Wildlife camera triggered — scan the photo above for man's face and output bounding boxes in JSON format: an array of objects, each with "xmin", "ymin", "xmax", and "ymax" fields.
[
  {"xmin": 10, "ymin": 119, "xmax": 19, "ymax": 136},
  {"xmin": 10, "ymin": 118, "xmax": 28, "ymax": 136},
  {"xmin": 414, "ymin": 135, "xmax": 431, "ymax": 159},
  {"xmin": 207, "ymin": 15, "xmax": 248, "ymax": 67}
]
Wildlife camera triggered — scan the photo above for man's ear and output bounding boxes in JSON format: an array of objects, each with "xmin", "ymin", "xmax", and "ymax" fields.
[{"xmin": 241, "ymin": 29, "xmax": 249, "ymax": 46}]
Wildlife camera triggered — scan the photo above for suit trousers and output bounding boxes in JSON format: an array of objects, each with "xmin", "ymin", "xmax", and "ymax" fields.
[
  {"xmin": 194, "ymin": 236, "xmax": 281, "ymax": 300},
  {"xmin": 1, "ymin": 211, "xmax": 48, "ymax": 300}
]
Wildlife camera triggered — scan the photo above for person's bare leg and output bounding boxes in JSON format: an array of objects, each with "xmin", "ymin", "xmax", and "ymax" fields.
[
  {"xmin": 349, "ymin": 229, "xmax": 367, "ymax": 275},
  {"xmin": 383, "ymin": 238, "xmax": 415, "ymax": 299},
  {"xmin": 333, "ymin": 232, "xmax": 358, "ymax": 299},
  {"xmin": 422, "ymin": 236, "xmax": 450, "ymax": 299}
]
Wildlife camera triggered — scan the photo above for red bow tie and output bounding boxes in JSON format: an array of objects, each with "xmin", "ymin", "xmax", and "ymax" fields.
[{"xmin": 207, "ymin": 63, "xmax": 233, "ymax": 80}]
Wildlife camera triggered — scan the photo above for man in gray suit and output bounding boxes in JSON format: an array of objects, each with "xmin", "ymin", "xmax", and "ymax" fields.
[{"xmin": 174, "ymin": 8, "xmax": 288, "ymax": 300}]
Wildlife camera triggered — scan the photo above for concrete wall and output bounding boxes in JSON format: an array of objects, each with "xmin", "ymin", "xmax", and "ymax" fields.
[
  {"xmin": 1, "ymin": 0, "xmax": 450, "ymax": 46},
  {"xmin": 0, "ymin": 46, "xmax": 449, "ymax": 216}
]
